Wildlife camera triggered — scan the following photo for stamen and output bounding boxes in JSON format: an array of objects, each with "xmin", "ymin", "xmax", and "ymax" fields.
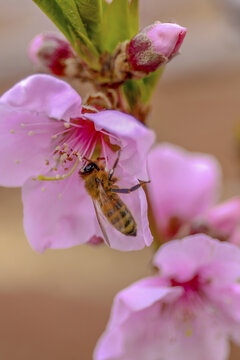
[
  {"xmin": 37, "ymin": 158, "xmax": 79, "ymax": 181},
  {"xmin": 51, "ymin": 127, "xmax": 72, "ymax": 138},
  {"xmin": 69, "ymin": 122, "xmax": 83, "ymax": 129},
  {"xmin": 28, "ymin": 131, "xmax": 34, "ymax": 136},
  {"xmin": 10, "ymin": 129, "xmax": 15, "ymax": 134},
  {"xmin": 101, "ymin": 134, "xmax": 109, "ymax": 170},
  {"xmin": 64, "ymin": 122, "xmax": 70, "ymax": 128},
  {"xmin": 100, "ymin": 130, "xmax": 119, "ymax": 142}
]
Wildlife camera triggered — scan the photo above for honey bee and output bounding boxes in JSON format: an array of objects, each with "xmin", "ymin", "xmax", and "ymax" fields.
[{"xmin": 79, "ymin": 151, "xmax": 149, "ymax": 246}]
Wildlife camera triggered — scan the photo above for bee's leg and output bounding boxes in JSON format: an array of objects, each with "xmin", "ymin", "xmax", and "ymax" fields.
[
  {"xmin": 109, "ymin": 150, "xmax": 121, "ymax": 181},
  {"xmin": 110, "ymin": 180, "xmax": 150, "ymax": 194}
]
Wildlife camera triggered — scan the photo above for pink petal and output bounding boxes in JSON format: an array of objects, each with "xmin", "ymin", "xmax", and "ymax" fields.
[
  {"xmin": 153, "ymin": 234, "xmax": 236, "ymax": 281},
  {"xmin": 94, "ymin": 279, "xmax": 181, "ymax": 360},
  {"xmin": 94, "ymin": 278, "xmax": 229, "ymax": 360},
  {"xmin": 0, "ymin": 105, "xmax": 58, "ymax": 186},
  {"xmin": 1, "ymin": 74, "xmax": 82, "ymax": 121},
  {"xmin": 0, "ymin": 75, "xmax": 82, "ymax": 186},
  {"xmin": 154, "ymin": 234, "xmax": 212, "ymax": 281},
  {"xmin": 148, "ymin": 143, "xmax": 221, "ymax": 236},
  {"xmin": 85, "ymin": 110, "xmax": 155, "ymax": 181},
  {"xmin": 110, "ymin": 277, "xmax": 181, "ymax": 327},
  {"xmin": 154, "ymin": 234, "xmax": 240, "ymax": 320},
  {"xmin": 206, "ymin": 197, "xmax": 240, "ymax": 237},
  {"xmin": 22, "ymin": 172, "xmax": 96, "ymax": 252}
]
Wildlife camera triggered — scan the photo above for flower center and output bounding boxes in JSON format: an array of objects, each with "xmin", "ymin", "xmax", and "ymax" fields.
[
  {"xmin": 37, "ymin": 116, "xmax": 120, "ymax": 181},
  {"xmin": 170, "ymin": 274, "xmax": 201, "ymax": 294}
]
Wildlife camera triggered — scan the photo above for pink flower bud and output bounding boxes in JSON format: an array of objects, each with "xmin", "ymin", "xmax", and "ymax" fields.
[
  {"xmin": 28, "ymin": 33, "xmax": 74, "ymax": 76},
  {"xmin": 128, "ymin": 22, "xmax": 187, "ymax": 73}
]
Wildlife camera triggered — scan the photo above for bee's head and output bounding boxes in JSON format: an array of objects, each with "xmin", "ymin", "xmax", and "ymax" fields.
[{"xmin": 79, "ymin": 161, "xmax": 100, "ymax": 177}]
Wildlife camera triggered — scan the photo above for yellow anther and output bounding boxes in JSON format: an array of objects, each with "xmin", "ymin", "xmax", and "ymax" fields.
[
  {"xmin": 28, "ymin": 131, "xmax": 34, "ymax": 136},
  {"xmin": 185, "ymin": 329, "xmax": 192, "ymax": 337},
  {"xmin": 10, "ymin": 129, "xmax": 15, "ymax": 134},
  {"xmin": 64, "ymin": 122, "xmax": 70, "ymax": 128}
]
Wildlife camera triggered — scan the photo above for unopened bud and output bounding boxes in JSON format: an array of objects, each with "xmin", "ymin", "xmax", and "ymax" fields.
[
  {"xmin": 28, "ymin": 32, "xmax": 74, "ymax": 76},
  {"xmin": 128, "ymin": 22, "xmax": 187, "ymax": 73}
]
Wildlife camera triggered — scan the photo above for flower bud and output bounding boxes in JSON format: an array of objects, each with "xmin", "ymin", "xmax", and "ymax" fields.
[
  {"xmin": 128, "ymin": 22, "xmax": 187, "ymax": 73},
  {"xmin": 28, "ymin": 33, "xmax": 74, "ymax": 76}
]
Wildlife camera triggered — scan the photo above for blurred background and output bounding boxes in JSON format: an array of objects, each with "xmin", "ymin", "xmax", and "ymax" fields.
[{"xmin": 1, "ymin": 0, "xmax": 240, "ymax": 358}]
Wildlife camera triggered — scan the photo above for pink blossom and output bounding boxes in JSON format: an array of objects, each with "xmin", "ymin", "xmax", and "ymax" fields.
[
  {"xmin": 201, "ymin": 197, "xmax": 240, "ymax": 244},
  {"xmin": 0, "ymin": 74, "xmax": 154, "ymax": 252},
  {"xmin": 94, "ymin": 235, "xmax": 240, "ymax": 360},
  {"xmin": 148, "ymin": 143, "xmax": 221, "ymax": 239},
  {"xmin": 28, "ymin": 32, "xmax": 74, "ymax": 75},
  {"xmin": 128, "ymin": 22, "xmax": 187, "ymax": 73}
]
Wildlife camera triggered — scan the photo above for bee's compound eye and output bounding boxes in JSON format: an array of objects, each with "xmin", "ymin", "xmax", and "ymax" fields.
[{"xmin": 84, "ymin": 164, "xmax": 94, "ymax": 172}]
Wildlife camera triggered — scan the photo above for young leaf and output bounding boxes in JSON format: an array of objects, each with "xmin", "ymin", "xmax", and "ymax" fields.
[
  {"xmin": 100, "ymin": 0, "xmax": 139, "ymax": 53},
  {"xmin": 129, "ymin": 0, "xmax": 139, "ymax": 37},
  {"xmin": 32, "ymin": 0, "xmax": 100, "ymax": 69},
  {"xmin": 73, "ymin": 0, "xmax": 103, "ymax": 51}
]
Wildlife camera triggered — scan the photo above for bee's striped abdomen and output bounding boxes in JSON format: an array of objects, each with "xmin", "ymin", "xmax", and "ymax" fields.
[{"xmin": 100, "ymin": 195, "xmax": 137, "ymax": 236}]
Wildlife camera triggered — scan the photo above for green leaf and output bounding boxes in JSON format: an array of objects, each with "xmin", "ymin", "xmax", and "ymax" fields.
[
  {"xmin": 129, "ymin": 0, "xmax": 139, "ymax": 37},
  {"xmin": 123, "ymin": 67, "xmax": 164, "ymax": 108},
  {"xmin": 100, "ymin": 0, "xmax": 139, "ymax": 53},
  {"xmin": 32, "ymin": 0, "xmax": 100, "ymax": 69},
  {"xmin": 73, "ymin": 0, "xmax": 103, "ymax": 51}
]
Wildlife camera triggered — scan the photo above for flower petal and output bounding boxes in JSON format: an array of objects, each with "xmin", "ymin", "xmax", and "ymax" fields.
[
  {"xmin": 22, "ymin": 172, "xmax": 95, "ymax": 252},
  {"xmin": 1, "ymin": 74, "xmax": 82, "ymax": 121},
  {"xmin": 0, "ymin": 105, "xmax": 58, "ymax": 186},
  {"xmin": 94, "ymin": 278, "xmax": 181, "ymax": 360},
  {"xmin": 85, "ymin": 110, "xmax": 155, "ymax": 180},
  {"xmin": 148, "ymin": 143, "xmax": 221, "ymax": 237},
  {"xmin": 153, "ymin": 234, "xmax": 240, "ymax": 281},
  {"xmin": 206, "ymin": 197, "xmax": 240, "ymax": 240},
  {"xmin": 0, "ymin": 75, "xmax": 82, "ymax": 186},
  {"xmin": 95, "ymin": 278, "xmax": 229, "ymax": 360}
]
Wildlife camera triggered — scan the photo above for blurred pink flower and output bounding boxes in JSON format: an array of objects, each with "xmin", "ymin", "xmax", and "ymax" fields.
[
  {"xmin": 148, "ymin": 143, "xmax": 221, "ymax": 239},
  {"xmin": 201, "ymin": 197, "xmax": 240, "ymax": 244},
  {"xmin": 0, "ymin": 74, "xmax": 154, "ymax": 252},
  {"xmin": 28, "ymin": 32, "xmax": 74, "ymax": 75},
  {"xmin": 94, "ymin": 235, "xmax": 240, "ymax": 360},
  {"xmin": 128, "ymin": 22, "xmax": 187, "ymax": 73}
]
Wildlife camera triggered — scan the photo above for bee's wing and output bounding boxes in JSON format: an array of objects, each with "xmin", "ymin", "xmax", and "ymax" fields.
[{"xmin": 92, "ymin": 199, "xmax": 111, "ymax": 247}]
